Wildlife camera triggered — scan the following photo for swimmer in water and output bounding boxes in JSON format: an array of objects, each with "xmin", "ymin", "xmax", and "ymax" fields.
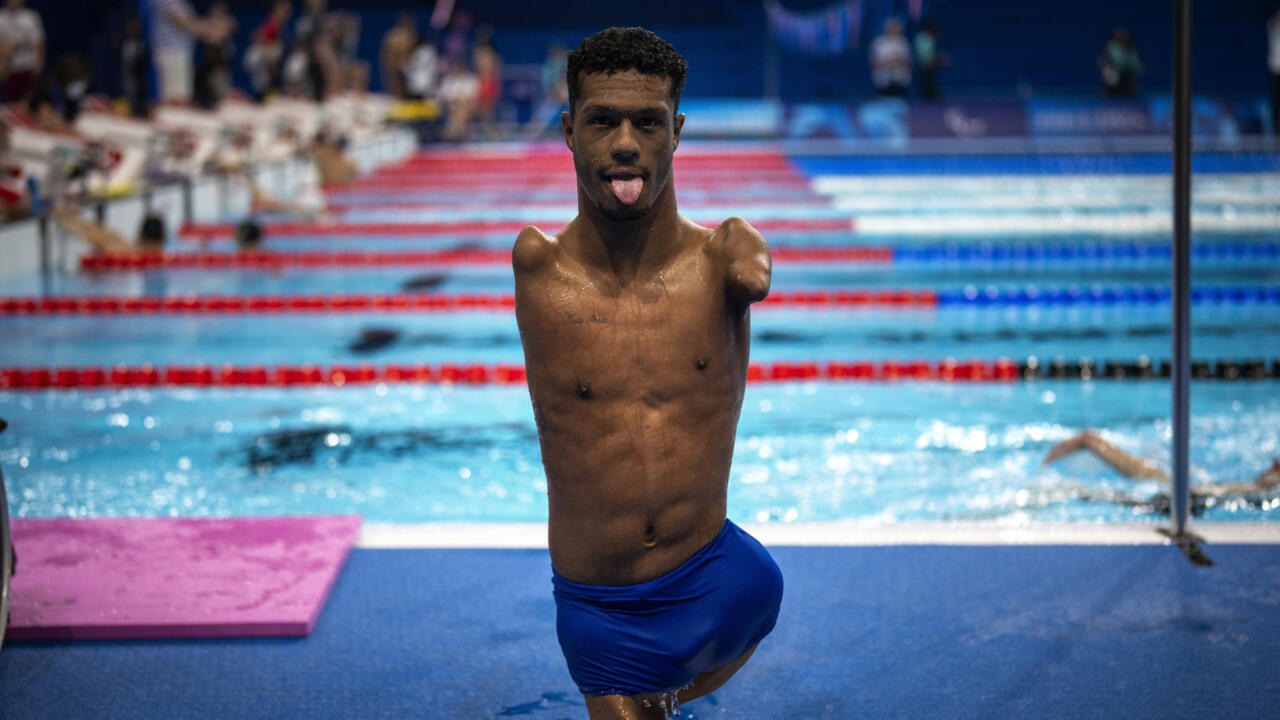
[
  {"xmin": 513, "ymin": 28, "xmax": 782, "ymax": 720},
  {"xmin": 1045, "ymin": 429, "xmax": 1280, "ymax": 514},
  {"xmin": 53, "ymin": 204, "xmax": 167, "ymax": 257}
]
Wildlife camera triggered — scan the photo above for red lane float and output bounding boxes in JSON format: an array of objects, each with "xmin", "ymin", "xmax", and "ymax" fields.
[
  {"xmin": 0, "ymin": 359, "xmax": 1027, "ymax": 390},
  {"xmin": 79, "ymin": 246, "xmax": 892, "ymax": 271},
  {"xmin": 0, "ymin": 289, "xmax": 935, "ymax": 316},
  {"xmin": 176, "ymin": 217, "xmax": 854, "ymax": 241}
]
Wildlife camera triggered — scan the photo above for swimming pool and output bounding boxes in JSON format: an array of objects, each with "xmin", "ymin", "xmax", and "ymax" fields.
[{"xmin": 2, "ymin": 145, "xmax": 1278, "ymax": 527}]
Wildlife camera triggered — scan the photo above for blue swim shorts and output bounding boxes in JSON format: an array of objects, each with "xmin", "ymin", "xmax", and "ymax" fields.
[{"xmin": 551, "ymin": 519, "xmax": 783, "ymax": 696}]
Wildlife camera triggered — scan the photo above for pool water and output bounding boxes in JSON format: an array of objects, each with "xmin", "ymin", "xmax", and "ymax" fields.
[
  {"xmin": 2, "ymin": 381, "xmax": 1276, "ymax": 524},
  {"xmin": 2, "ymin": 146, "xmax": 1278, "ymax": 526}
]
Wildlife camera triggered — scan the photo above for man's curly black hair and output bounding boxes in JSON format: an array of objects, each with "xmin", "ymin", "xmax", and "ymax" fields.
[{"xmin": 566, "ymin": 27, "xmax": 688, "ymax": 116}]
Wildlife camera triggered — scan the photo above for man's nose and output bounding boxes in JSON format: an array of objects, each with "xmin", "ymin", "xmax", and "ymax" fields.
[{"xmin": 610, "ymin": 121, "xmax": 641, "ymax": 161}]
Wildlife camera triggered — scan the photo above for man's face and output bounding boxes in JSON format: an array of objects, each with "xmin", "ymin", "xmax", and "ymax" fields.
[{"xmin": 563, "ymin": 70, "xmax": 684, "ymax": 222}]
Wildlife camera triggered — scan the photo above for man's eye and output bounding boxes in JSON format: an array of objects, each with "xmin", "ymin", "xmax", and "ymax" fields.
[
  {"xmin": 639, "ymin": 118, "xmax": 660, "ymax": 128},
  {"xmin": 589, "ymin": 116, "xmax": 611, "ymax": 126}
]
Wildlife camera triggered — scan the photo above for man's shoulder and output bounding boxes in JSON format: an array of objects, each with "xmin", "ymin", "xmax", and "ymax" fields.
[
  {"xmin": 709, "ymin": 216, "xmax": 765, "ymax": 250},
  {"xmin": 512, "ymin": 224, "xmax": 557, "ymax": 274}
]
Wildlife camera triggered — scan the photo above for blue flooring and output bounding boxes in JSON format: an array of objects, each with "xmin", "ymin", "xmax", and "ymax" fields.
[
  {"xmin": 2, "ymin": 543, "xmax": 1279, "ymax": 719},
  {"xmin": 791, "ymin": 152, "xmax": 1280, "ymax": 176}
]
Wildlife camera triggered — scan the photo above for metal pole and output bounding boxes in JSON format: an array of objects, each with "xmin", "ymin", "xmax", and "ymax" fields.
[{"xmin": 1170, "ymin": 0, "xmax": 1192, "ymax": 536}]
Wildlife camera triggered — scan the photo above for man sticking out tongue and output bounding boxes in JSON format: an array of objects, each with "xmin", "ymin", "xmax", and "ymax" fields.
[{"xmin": 513, "ymin": 27, "xmax": 781, "ymax": 720}]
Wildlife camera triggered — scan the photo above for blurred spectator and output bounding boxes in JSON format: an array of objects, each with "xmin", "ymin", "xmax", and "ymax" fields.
[
  {"xmin": 442, "ymin": 11, "xmax": 473, "ymax": 71},
  {"xmin": 523, "ymin": 42, "xmax": 567, "ymax": 138},
  {"xmin": 472, "ymin": 43, "xmax": 502, "ymax": 137},
  {"xmin": 381, "ymin": 12, "xmax": 418, "ymax": 98},
  {"xmin": 403, "ymin": 36, "xmax": 439, "ymax": 100},
  {"xmin": 146, "ymin": 0, "xmax": 232, "ymax": 104},
  {"xmin": 194, "ymin": 2, "xmax": 236, "ymax": 109},
  {"xmin": 0, "ymin": 0, "xmax": 43, "ymax": 103},
  {"xmin": 119, "ymin": 16, "xmax": 150, "ymax": 118},
  {"xmin": 869, "ymin": 18, "xmax": 911, "ymax": 98},
  {"xmin": 0, "ymin": 122, "xmax": 29, "ymax": 222},
  {"xmin": 1270, "ymin": 7, "xmax": 1280, "ymax": 136},
  {"xmin": 50, "ymin": 53, "xmax": 90, "ymax": 123},
  {"xmin": 914, "ymin": 19, "xmax": 947, "ymax": 100},
  {"xmin": 1100, "ymin": 27, "xmax": 1143, "ymax": 98},
  {"xmin": 243, "ymin": 1, "xmax": 290, "ymax": 102},
  {"xmin": 438, "ymin": 62, "xmax": 477, "ymax": 141}
]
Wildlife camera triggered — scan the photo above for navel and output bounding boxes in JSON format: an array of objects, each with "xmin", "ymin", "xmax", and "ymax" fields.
[
  {"xmin": 695, "ymin": 356, "xmax": 709, "ymax": 371},
  {"xmin": 643, "ymin": 524, "xmax": 657, "ymax": 548},
  {"xmin": 576, "ymin": 380, "xmax": 592, "ymax": 399}
]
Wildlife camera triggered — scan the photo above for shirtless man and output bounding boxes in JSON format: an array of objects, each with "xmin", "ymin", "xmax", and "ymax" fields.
[
  {"xmin": 1045, "ymin": 429, "xmax": 1280, "ymax": 514},
  {"xmin": 513, "ymin": 28, "xmax": 783, "ymax": 719}
]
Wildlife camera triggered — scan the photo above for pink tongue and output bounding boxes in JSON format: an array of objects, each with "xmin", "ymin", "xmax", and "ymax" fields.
[{"xmin": 611, "ymin": 177, "xmax": 643, "ymax": 205}]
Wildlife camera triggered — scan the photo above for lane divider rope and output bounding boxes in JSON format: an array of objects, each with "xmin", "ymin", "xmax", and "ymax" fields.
[
  {"xmin": 4, "ymin": 286, "xmax": 1278, "ymax": 315},
  {"xmin": 176, "ymin": 218, "xmax": 855, "ymax": 240},
  {"xmin": 78, "ymin": 247, "xmax": 895, "ymax": 270},
  {"xmin": 77, "ymin": 241, "xmax": 1280, "ymax": 271},
  {"xmin": 3, "ymin": 357, "xmax": 1275, "ymax": 390}
]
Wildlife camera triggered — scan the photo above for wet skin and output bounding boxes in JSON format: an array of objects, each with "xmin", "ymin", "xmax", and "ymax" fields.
[{"xmin": 512, "ymin": 70, "xmax": 772, "ymax": 718}]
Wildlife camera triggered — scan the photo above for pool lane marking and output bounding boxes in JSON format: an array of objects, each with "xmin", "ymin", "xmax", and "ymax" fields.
[
  {"xmin": 75, "ymin": 241, "xmax": 1280, "ymax": 271},
  {"xmin": 176, "ymin": 217, "xmax": 854, "ymax": 240},
  {"xmin": 176, "ymin": 211, "xmax": 1280, "ymax": 241},
  {"xmin": 7, "ymin": 285, "xmax": 1278, "ymax": 315},
  {"xmin": 3, "ymin": 357, "xmax": 1277, "ymax": 390},
  {"xmin": 354, "ymin": 521, "xmax": 1280, "ymax": 549}
]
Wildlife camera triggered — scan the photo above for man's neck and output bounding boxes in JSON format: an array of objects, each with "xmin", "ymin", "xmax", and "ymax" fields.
[{"xmin": 572, "ymin": 182, "xmax": 682, "ymax": 287}]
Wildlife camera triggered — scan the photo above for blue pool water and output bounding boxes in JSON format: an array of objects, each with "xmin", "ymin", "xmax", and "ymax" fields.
[
  {"xmin": 2, "ymin": 147, "xmax": 1279, "ymax": 526},
  {"xmin": 2, "ymin": 381, "xmax": 1277, "ymax": 524}
]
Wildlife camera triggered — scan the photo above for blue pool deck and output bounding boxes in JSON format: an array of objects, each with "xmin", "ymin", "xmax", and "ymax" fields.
[{"xmin": 3, "ymin": 528, "xmax": 1279, "ymax": 719}]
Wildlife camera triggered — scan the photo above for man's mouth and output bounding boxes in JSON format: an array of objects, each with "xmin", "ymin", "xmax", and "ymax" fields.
[{"xmin": 606, "ymin": 170, "xmax": 645, "ymax": 206}]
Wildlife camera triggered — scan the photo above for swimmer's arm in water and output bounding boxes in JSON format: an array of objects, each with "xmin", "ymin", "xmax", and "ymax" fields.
[
  {"xmin": 53, "ymin": 205, "xmax": 136, "ymax": 256},
  {"xmin": 1044, "ymin": 430, "xmax": 1170, "ymax": 482},
  {"xmin": 718, "ymin": 217, "xmax": 771, "ymax": 305}
]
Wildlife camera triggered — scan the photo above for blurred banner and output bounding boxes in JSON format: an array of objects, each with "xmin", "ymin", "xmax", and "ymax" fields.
[
  {"xmin": 680, "ymin": 97, "xmax": 1245, "ymax": 140},
  {"xmin": 764, "ymin": 0, "xmax": 863, "ymax": 56}
]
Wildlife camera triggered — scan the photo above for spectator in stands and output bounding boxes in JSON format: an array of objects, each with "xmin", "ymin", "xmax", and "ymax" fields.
[
  {"xmin": 193, "ymin": 2, "xmax": 236, "ymax": 109},
  {"xmin": 244, "ymin": 4, "xmax": 287, "ymax": 102},
  {"xmin": 438, "ymin": 61, "xmax": 478, "ymax": 142},
  {"xmin": 146, "ymin": 0, "xmax": 232, "ymax": 104},
  {"xmin": 53, "ymin": 204, "xmax": 167, "ymax": 257},
  {"xmin": 50, "ymin": 53, "xmax": 90, "ymax": 123},
  {"xmin": 1100, "ymin": 26, "xmax": 1143, "ymax": 98},
  {"xmin": 914, "ymin": 19, "xmax": 947, "ymax": 100},
  {"xmin": 1269, "ymin": 7, "xmax": 1280, "ymax": 136},
  {"xmin": 119, "ymin": 16, "xmax": 150, "ymax": 118},
  {"xmin": 869, "ymin": 17, "xmax": 911, "ymax": 98},
  {"xmin": 472, "ymin": 43, "xmax": 502, "ymax": 138},
  {"xmin": 403, "ymin": 35, "xmax": 439, "ymax": 101},
  {"xmin": 0, "ymin": 122, "xmax": 29, "ymax": 222},
  {"xmin": 0, "ymin": 0, "xmax": 44, "ymax": 104},
  {"xmin": 523, "ymin": 42, "xmax": 567, "ymax": 138},
  {"xmin": 1045, "ymin": 429, "xmax": 1280, "ymax": 515},
  {"xmin": 381, "ymin": 12, "xmax": 418, "ymax": 98}
]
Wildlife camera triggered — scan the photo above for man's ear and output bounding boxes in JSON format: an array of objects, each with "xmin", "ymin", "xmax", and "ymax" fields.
[
  {"xmin": 561, "ymin": 111, "xmax": 573, "ymax": 151},
  {"xmin": 673, "ymin": 113, "xmax": 685, "ymax": 151}
]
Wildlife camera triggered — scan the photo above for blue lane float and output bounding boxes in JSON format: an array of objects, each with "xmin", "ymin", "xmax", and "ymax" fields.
[
  {"xmin": 892, "ymin": 241, "xmax": 1280, "ymax": 264},
  {"xmin": 934, "ymin": 285, "xmax": 1279, "ymax": 306}
]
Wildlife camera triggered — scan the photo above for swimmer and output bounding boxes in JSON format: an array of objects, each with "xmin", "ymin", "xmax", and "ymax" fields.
[
  {"xmin": 513, "ymin": 28, "xmax": 782, "ymax": 720},
  {"xmin": 1045, "ymin": 429, "xmax": 1280, "ymax": 514},
  {"xmin": 53, "ymin": 203, "xmax": 167, "ymax": 257}
]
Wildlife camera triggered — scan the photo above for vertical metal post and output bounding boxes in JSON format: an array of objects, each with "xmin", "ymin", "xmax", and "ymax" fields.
[
  {"xmin": 1170, "ymin": 0, "xmax": 1193, "ymax": 536},
  {"xmin": 181, "ymin": 177, "xmax": 193, "ymax": 225}
]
